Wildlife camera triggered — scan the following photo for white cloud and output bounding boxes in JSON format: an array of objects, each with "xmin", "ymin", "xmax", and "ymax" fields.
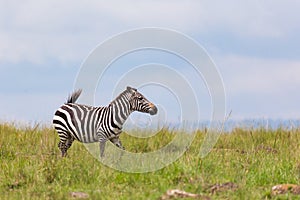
[
  {"xmin": 217, "ymin": 55, "xmax": 300, "ymax": 94},
  {"xmin": 197, "ymin": 0, "xmax": 300, "ymax": 37},
  {"xmin": 0, "ymin": 0, "xmax": 299, "ymax": 64},
  {"xmin": 215, "ymin": 54, "xmax": 300, "ymax": 119}
]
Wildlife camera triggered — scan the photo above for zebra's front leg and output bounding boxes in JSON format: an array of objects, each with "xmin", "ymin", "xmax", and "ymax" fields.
[
  {"xmin": 110, "ymin": 136, "xmax": 125, "ymax": 150},
  {"xmin": 108, "ymin": 136, "xmax": 125, "ymax": 164},
  {"xmin": 97, "ymin": 132, "xmax": 108, "ymax": 158},
  {"xmin": 99, "ymin": 139, "xmax": 106, "ymax": 158}
]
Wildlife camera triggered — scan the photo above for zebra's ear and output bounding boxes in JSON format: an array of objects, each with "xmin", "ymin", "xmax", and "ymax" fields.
[{"xmin": 127, "ymin": 86, "xmax": 137, "ymax": 93}]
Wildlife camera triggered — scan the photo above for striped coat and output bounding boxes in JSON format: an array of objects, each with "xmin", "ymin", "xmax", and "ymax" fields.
[{"xmin": 53, "ymin": 86, "xmax": 157, "ymax": 157}]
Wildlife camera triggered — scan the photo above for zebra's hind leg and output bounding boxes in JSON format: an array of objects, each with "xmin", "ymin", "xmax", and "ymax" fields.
[
  {"xmin": 58, "ymin": 139, "xmax": 67, "ymax": 157},
  {"xmin": 57, "ymin": 131, "xmax": 74, "ymax": 157},
  {"xmin": 65, "ymin": 136, "xmax": 75, "ymax": 151}
]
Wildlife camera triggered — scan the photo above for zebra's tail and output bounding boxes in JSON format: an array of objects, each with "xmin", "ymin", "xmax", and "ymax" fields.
[{"xmin": 66, "ymin": 89, "xmax": 82, "ymax": 104}]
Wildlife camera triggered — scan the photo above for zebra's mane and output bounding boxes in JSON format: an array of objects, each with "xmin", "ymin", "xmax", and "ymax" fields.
[{"xmin": 109, "ymin": 88, "xmax": 134, "ymax": 105}]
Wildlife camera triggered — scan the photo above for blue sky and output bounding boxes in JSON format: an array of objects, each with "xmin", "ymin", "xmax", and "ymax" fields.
[{"xmin": 1, "ymin": 0, "xmax": 300, "ymax": 125}]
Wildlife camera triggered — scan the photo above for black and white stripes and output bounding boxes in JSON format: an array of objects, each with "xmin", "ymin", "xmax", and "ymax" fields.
[{"xmin": 53, "ymin": 86, "xmax": 157, "ymax": 157}]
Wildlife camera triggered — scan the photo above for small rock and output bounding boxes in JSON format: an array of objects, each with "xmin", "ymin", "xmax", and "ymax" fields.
[
  {"xmin": 272, "ymin": 184, "xmax": 300, "ymax": 195},
  {"xmin": 160, "ymin": 189, "xmax": 210, "ymax": 200},
  {"xmin": 70, "ymin": 191, "xmax": 89, "ymax": 199},
  {"xmin": 7, "ymin": 181, "xmax": 22, "ymax": 190},
  {"xmin": 256, "ymin": 145, "xmax": 278, "ymax": 154},
  {"xmin": 209, "ymin": 182, "xmax": 238, "ymax": 194}
]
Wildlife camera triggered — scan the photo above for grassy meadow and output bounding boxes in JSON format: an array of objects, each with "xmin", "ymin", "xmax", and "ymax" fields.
[{"xmin": 0, "ymin": 123, "xmax": 300, "ymax": 199}]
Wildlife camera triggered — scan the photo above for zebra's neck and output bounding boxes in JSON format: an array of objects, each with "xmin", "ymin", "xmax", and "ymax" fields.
[{"xmin": 108, "ymin": 90, "xmax": 132, "ymax": 128}]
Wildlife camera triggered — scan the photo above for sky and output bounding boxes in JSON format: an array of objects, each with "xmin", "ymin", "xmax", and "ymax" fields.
[{"xmin": 0, "ymin": 0, "xmax": 300, "ymax": 126}]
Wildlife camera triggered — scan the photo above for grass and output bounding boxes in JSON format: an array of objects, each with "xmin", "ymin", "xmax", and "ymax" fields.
[{"xmin": 0, "ymin": 123, "xmax": 300, "ymax": 199}]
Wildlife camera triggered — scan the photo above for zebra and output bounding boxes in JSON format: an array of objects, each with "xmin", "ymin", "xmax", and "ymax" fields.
[{"xmin": 53, "ymin": 86, "xmax": 158, "ymax": 157}]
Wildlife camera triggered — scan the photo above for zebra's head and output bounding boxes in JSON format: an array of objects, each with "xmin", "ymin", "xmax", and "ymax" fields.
[{"xmin": 127, "ymin": 86, "xmax": 158, "ymax": 115}]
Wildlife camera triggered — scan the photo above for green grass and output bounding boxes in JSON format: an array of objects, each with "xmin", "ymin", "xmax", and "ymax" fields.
[{"xmin": 1, "ymin": 123, "xmax": 300, "ymax": 199}]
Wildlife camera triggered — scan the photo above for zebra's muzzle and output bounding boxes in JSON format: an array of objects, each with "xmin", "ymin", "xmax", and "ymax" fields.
[{"xmin": 149, "ymin": 105, "xmax": 158, "ymax": 115}]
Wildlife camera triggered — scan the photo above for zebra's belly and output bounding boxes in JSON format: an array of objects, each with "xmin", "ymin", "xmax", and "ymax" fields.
[
  {"xmin": 72, "ymin": 127, "xmax": 99, "ymax": 143},
  {"xmin": 76, "ymin": 134, "xmax": 98, "ymax": 143}
]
